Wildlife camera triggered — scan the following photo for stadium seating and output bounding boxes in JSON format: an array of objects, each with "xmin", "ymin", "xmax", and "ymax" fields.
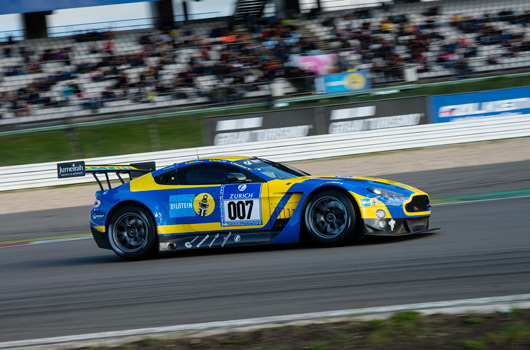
[
  {"xmin": 0, "ymin": 21, "xmax": 282, "ymax": 123},
  {"xmin": 1, "ymin": 0, "xmax": 530, "ymax": 124},
  {"xmin": 304, "ymin": 0, "xmax": 530, "ymax": 83}
]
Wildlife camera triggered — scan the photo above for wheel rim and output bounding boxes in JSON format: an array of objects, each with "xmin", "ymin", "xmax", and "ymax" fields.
[
  {"xmin": 112, "ymin": 212, "xmax": 149, "ymax": 252},
  {"xmin": 307, "ymin": 196, "xmax": 349, "ymax": 239}
]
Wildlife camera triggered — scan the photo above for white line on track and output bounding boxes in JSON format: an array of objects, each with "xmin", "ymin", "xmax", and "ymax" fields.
[
  {"xmin": 2, "ymin": 294, "xmax": 530, "ymax": 350},
  {"xmin": 29, "ymin": 236, "xmax": 91, "ymax": 245},
  {"xmin": 432, "ymin": 194, "xmax": 530, "ymax": 206}
]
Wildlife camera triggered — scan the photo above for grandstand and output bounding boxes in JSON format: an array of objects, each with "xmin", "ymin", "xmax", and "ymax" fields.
[
  {"xmin": 308, "ymin": 0, "xmax": 530, "ymax": 81},
  {"xmin": 1, "ymin": 0, "xmax": 530, "ymax": 126}
]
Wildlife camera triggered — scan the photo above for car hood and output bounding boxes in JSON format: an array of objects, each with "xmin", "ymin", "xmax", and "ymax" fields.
[{"xmin": 312, "ymin": 175, "xmax": 423, "ymax": 194}]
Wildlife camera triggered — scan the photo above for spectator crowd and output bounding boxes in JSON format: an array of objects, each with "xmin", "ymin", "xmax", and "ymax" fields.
[
  {"xmin": 2, "ymin": 2, "xmax": 530, "ymax": 120},
  {"xmin": 317, "ymin": 5, "xmax": 530, "ymax": 81}
]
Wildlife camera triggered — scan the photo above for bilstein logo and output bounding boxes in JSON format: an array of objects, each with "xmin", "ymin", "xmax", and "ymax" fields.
[
  {"xmin": 57, "ymin": 161, "xmax": 85, "ymax": 178},
  {"xmin": 193, "ymin": 193, "xmax": 215, "ymax": 217}
]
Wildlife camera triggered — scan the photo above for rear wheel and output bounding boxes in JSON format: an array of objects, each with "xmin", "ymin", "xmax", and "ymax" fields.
[
  {"xmin": 108, "ymin": 205, "xmax": 158, "ymax": 260},
  {"xmin": 304, "ymin": 190, "xmax": 357, "ymax": 246}
]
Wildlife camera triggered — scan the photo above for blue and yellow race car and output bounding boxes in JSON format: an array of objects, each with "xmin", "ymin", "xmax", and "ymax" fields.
[{"xmin": 57, "ymin": 157, "xmax": 435, "ymax": 260}]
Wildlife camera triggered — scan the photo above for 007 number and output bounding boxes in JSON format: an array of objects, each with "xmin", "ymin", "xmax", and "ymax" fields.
[{"xmin": 227, "ymin": 200, "xmax": 253, "ymax": 220}]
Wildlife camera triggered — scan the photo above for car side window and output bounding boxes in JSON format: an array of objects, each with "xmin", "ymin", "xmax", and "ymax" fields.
[
  {"xmin": 177, "ymin": 163, "xmax": 263, "ymax": 185},
  {"xmin": 154, "ymin": 169, "xmax": 179, "ymax": 185}
]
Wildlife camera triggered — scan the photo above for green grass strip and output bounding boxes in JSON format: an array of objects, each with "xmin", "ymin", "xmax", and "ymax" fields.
[
  {"xmin": 3, "ymin": 74, "xmax": 530, "ymax": 167},
  {"xmin": 440, "ymin": 188, "xmax": 530, "ymax": 201},
  {"xmin": 430, "ymin": 198, "xmax": 462, "ymax": 204}
]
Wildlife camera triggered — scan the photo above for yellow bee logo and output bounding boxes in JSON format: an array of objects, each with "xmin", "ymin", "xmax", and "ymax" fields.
[{"xmin": 343, "ymin": 73, "xmax": 366, "ymax": 91}]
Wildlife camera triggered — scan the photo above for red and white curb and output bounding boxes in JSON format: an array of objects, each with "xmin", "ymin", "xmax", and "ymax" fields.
[
  {"xmin": 0, "ymin": 236, "xmax": 91, "ymax": 249},
  {"xmin": 2, "ymin": 293, "xmax": 530, "ymax": 350}
]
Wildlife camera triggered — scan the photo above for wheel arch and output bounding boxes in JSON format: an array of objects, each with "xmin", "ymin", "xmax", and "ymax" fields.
[
  {"xmin": 105, "ymin": 200, "xmax": 157, "ymax": 234},
  {"xmin": 300, "ymin": 184, "xmax": 362, "ymax": 240},
  {"xmin": 303, "ymin": 185, "xmax": 359, "ymax": 210}
]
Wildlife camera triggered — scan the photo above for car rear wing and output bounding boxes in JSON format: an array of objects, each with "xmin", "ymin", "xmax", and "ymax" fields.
[{"xmin": 57, "ymin": 161, "xmax": 156, "ymax": 191}]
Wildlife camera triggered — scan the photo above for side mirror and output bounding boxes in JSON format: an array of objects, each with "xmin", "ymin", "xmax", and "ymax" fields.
[{"xmin": 227, "ymin": 172, "xmax": 248, "ymax": 183}]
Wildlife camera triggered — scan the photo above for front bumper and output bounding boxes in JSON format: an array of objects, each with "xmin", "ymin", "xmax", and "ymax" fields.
[
  {"xmin": 364, "ymin": 227, "xmax": 439, "ymax": 237},
  {"xmin": 91, "ymin": 226, "xmax": 111, "ymax": 250},
  {"xmin": 363, "ymin": 217, "xmax": 439, "ymax": 237}
]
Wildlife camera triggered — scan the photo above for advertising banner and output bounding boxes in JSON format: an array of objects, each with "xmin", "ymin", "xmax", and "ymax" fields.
[
  {"xmin": 57, "ymin": 161, "xmax": 85, "ymax": 178},
  {"xmin": 323, "ymin": 96, "xmax": 429, "ymax": 134},
  {"xmin": 430, "ymin": 86, "xmax": 530, "ymax": 123},
  {"xmin": 315, "ymin": 71, "xmax": 371, "ymax": 95},
  {"xmin": 295, "ymin": 54, "xmax": 339, "ymax": 75},
  {"xmin": 205, "ymin": 109, "xmax": 318, "ymax": 146},
  {"xmin": 0, "ymin": 0, "xmax": 157, "ymax": 15}
]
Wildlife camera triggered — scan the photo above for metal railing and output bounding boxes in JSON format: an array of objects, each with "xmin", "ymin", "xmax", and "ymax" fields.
[
  {"xmin": 0, "ymin": 11, "xmax": 223, "ymax": 42},
  {"xmin": 1, "ymin": 113, "xmax": 530, "ymax": 192}
]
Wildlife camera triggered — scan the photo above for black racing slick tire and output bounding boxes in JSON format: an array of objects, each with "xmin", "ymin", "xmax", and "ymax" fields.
[
  {"xmin": 108, "ymin": 205, "xmax": 158, "ymax": 260},
  {"xmin": 304, "ymin": 190, "xmax": 358, "ymax": 246}
]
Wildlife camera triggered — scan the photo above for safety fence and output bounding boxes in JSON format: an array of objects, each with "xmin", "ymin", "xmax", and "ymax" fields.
[{"xmin": 1, "ymin": 113, "xmax": 530, "ymax": 192}]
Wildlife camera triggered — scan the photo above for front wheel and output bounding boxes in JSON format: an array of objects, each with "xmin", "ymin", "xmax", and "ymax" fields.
[
  {"xmin": 108, "ymin": 205, "xmax": 158, "ymax": 260},
  {"xmin": 304, "ymin": 190, "xmax": 358, "ymax": 246}
]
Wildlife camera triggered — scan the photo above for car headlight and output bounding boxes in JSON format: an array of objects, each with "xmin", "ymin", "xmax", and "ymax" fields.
[
  {"xmin": 367, "ymin": 187, "xmax": 405, "ymax": 198},
  {"xmin": 94, "ymin": 200, "xmax": 102, "ymax": 208}
]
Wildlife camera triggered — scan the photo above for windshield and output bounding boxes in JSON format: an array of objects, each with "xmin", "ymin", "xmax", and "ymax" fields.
[{"xmin": 234, "ymin": 158, "xmax": 309, "ymax": 180}]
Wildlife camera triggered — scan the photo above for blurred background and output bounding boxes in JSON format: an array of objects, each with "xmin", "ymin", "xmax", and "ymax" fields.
[
  {"xmin": 1, "ymin": 0, "xmax": 530, "ymax": 166},
  {"xmin": 2, "ymin": 2, "xmax": 530, "ymax": 347}
]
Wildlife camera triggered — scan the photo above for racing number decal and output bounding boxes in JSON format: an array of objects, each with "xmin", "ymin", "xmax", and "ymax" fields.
[
  {"xmin": 221, "ymin": 183, "xmax": 262, "ymax": 226},
  {"xmin": 227, "ymin": 200, "xmax": 253, "ymax": 220}
]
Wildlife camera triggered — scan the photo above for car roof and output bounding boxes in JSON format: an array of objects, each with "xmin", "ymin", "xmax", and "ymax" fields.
[
  {"xmin": 157, "ymin": 157, "xmax": 254, "ymax": 172},
  {"xmin": 206, "ymin": 156, "xmax": 250, "ymax": 161}
]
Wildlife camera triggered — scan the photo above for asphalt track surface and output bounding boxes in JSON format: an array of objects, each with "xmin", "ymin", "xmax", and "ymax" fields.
[
  {"xmin": 2, "ymin": 159, "xmax": 530, "ymax": 242},
  {"xmin": 1, "ymin": 161, "xmax": 530, "ymax": 342}
]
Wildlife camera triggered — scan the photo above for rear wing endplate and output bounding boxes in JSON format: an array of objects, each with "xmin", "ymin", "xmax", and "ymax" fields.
[{"xmin": 57, "ymin": 161, "xmax": 156, "ymax": 191}]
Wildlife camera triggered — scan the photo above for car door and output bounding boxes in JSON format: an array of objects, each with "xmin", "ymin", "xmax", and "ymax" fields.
[{"xmin": 174, "ymin": 162, "xmax": 271, "ymax": 235}]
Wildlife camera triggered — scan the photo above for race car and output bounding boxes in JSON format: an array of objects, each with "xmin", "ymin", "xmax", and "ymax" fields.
[{"xmin": 57, "ymin": 157, "xmax": 436, "ymax": 260}]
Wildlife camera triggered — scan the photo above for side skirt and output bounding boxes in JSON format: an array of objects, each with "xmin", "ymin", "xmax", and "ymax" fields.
[{"xmin": 159, "ymin": 231, "xmax": 281, "ymax": 251}]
